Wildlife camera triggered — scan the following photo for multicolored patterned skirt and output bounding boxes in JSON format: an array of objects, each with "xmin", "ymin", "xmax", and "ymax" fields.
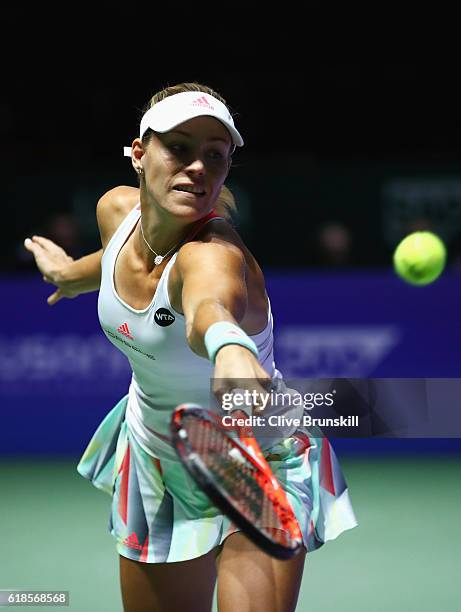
[{"xmin": 77, "ymin": 396, "xmax": 358, "ymax": 563}]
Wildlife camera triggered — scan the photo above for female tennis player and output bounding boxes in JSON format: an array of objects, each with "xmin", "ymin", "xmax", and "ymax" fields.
[{"xmin": 25, "ymin": 82, "xmax": 357, "ymax": 612}]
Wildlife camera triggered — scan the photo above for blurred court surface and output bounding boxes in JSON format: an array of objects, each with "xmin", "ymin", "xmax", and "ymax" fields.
[{"xmin": 1, "ymin": 455, "xmax": 459, "ymax": 611}]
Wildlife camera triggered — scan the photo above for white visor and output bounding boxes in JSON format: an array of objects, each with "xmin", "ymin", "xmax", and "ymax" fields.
[{"xmin": 123, "ymin": 91, "xmax": 243, "ymax": 157}]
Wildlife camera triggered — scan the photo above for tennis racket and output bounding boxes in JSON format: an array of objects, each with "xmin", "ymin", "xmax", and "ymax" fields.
[{"xmin": 170, "ymin": 403, "xmax": 303, "ymax": 560}]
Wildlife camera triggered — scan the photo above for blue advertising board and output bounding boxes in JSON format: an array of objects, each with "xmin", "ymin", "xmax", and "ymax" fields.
[{"xmin": 1, "ymin": 271, "xmax": 460, "ymax": 455}]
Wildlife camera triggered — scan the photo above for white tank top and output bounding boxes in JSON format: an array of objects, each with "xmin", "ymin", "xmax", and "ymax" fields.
[{"xmin": 98, "ymin": 205, "xmax": 277, "ymax": 460}]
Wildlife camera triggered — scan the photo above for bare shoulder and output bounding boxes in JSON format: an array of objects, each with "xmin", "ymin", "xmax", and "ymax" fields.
[
  {"xmin": 176, "ymin": 219, "xmax": 245, "ymax": 272},
  {"xmin": 96, "ymin": 185, "xmax": 140, "ymax": 249},
  {"xmin": 194, "ymin": 217, "xmax": 268, "ymax": 298},
  {"xmin": 170, "ymin": 217, "xmax": 269, "ymax": 333}
]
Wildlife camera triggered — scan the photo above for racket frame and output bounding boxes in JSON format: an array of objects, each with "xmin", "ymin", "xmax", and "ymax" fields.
[{"xmin": 171, "ymin": 404, "xmax": 303, "ymax": 560}]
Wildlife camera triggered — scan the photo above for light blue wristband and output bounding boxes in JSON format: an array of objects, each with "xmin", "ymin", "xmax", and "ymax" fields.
[{"xmin": 204, "ymin": 321, "xmax": 259, "ymax": 363}]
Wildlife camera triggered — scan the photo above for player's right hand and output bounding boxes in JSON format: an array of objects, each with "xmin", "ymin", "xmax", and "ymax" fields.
[{"xmin": 212, "ymin": 344, "xmax": 272, "ymax": 414}]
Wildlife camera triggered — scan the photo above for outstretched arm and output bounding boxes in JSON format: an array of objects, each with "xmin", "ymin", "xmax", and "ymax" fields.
[
  {"xmin": 177, "ymin": 240, "xmax": 271, "ymax": 402},
  {"xmin": 24, "ymin": 185, "xmax": 141, "ymax": 305},
  {"xmin": 24, "ymin": 236, "xmax": 102, "ymax": 305}
]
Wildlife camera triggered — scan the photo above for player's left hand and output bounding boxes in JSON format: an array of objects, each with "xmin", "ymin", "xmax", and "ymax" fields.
[{"xmin": 24, "ymin": 236, "xmax": 79, "ymax": 305}]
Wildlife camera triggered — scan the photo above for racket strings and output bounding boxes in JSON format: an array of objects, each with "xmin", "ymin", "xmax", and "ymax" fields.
[{"xmin": 183, "ymin": 416, "xmax": 293, "ymax": 546}]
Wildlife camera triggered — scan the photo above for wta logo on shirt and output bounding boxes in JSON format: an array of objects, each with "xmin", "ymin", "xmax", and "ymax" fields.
[{"xmin": 154, "ymin": 308, "xmax": 175, "ymax": 327}]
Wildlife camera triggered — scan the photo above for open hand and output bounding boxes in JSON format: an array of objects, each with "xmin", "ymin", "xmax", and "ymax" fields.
[{"xmin": 24, "ymin": 236, "xmax": 78, "ymax": 305}]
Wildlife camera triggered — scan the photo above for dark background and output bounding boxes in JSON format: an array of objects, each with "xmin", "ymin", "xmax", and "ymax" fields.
[{"xmin": 3, "ymin": 13, "xmax": 461, "ymax": 272}]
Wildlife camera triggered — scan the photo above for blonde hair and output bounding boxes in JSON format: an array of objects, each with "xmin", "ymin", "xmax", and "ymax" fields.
[{"xmin": 142, "ymin": 82, "xmax": 237, "ymax": 220}]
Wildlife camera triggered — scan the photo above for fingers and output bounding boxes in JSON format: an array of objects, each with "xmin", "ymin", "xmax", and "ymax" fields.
[
  {"xmin": 24, "ymin": 238, "xmax": 49, "ymax": 275},
  {"xmin": 24, "ymin": 239, "xmax": 51, "ymax": 281},
  {"xmin": 29, "ymin": 235, "xmax": 62, "ymax": 252},
  {"xmin": 24, "ymin": 235, "xmax": 74, "ymax": 288},
  {"xmin": 24, "ymin": 237, "xmax": 50, "ymax": 266},
  {"xmin": 24, "ymin": 236, "xmax": 72, "ymax": 261},
  {"xmin": 24, "ymin": 237, "xmax": 42, "ymax": 256},
  {"xmin": 47, "ymin": 289, "xmax": 63, "ymax": 306}
]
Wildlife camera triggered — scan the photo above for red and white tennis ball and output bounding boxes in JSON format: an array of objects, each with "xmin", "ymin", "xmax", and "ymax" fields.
[{"xmin": 393, "ymin": 231, "xmax": 446, "ymax": 285}]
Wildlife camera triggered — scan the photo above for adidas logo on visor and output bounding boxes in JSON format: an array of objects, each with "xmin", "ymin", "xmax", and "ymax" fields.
[{"xmin": 191, "ymin": 95, "xmax": 214, "ymax": 109}]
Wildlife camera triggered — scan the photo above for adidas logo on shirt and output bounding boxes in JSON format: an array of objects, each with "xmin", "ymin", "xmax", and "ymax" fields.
[{"xmin": 117, "ymin": 323, "xmax": 134, "ymax": 340}]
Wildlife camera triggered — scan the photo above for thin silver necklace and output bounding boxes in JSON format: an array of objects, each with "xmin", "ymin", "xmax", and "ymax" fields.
[{"xmin": 139, "ymin": 220, "xmax": 181, "ymax": 266}]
